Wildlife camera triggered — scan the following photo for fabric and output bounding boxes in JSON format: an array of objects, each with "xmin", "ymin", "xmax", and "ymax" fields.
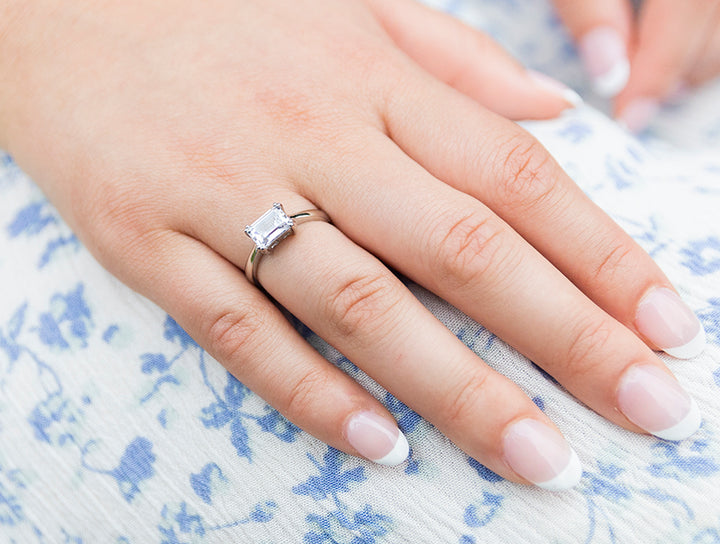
[{"xmin": 2, "ymin": 0, "xmax": 720, "ymax": 542}]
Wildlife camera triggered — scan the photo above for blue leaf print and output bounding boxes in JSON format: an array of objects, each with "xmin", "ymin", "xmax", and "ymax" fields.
[
  {"xmin": 6, "ymin": 201, "xmax": 57, "ymax": 237},
  {"xmin": 224, "ymin": 377, "xmax": 249, "ymax": 408},
  {"xmin": 7, "ymin": 303, "xmax": 26, "ymax": 341},
  {"xmin": 255, "ymin": 408, "xmax": 301, "ymax": 443},
  {"xmin": 230, "ymin": 418, "xmax": 252, "ymax": 461},
  {"xmin": 163, "ymin": 316, "xmax": 198, "ymax": 350},
  {"xmin": 385, "ymin": 392, "xmax": 421, "ymax": 434},
  {"xmin": 467, "ymin": 457, "xmax": 503, "ymax": 483},
  {"xmin": 293, "ymin": 449, "xmax": 366, "ymax": 501}
]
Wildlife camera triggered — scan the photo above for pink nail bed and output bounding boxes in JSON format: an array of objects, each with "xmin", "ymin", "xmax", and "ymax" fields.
[
  {"xmin": 579, "ymin": 26, "xmax": 630, "ymax": 97},
  {"xmin": 345, "ymin": 411, "xmax": 409, "ymax": 466},
  {"xmin": 636, "ymin": 287, "xmax": 706, "ymax": 359},
  {"xmin": 503, "ymin": 419, "xmax": 582, "ymax": 491},
  {"xmin": 617, "ymin": 365, "xmax": 701, "ymax": 441},
  {"xmin": 619, "ymin": 98, "xmax": 659, "ymax": 134}
]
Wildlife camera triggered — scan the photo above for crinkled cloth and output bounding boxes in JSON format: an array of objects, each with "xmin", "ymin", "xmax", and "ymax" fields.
[{"xmin": 2, "ymin": 0, "xmax": 720, "ymax": 542}]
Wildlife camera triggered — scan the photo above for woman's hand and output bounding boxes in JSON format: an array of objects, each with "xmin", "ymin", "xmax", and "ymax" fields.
[
  {"xmin": 553, "ymin": 0, "xmax": 720, "ymax": 131},
  {"xmin": 0, "ymin": 0, "xmax": 705, "ymax": 490}
]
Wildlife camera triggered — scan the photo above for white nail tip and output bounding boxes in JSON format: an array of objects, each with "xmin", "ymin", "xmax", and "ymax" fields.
[
  {"xmin": 534, "ymin": 448, "xmax": 583, "ymax": 491},
  {"xmin": 652, "ymin": 397, "xmax": 702, "ymax": 441},
  {"xmin": 562, "ymin": 89, "xmax": 584, "ymax": 108},
  {"xmin": 663, "ymin": 327, "xmax": 707, "ymax": 359},
  {"xmin": 593, "ymin": 58, "xmax": 630, "ymax": 97},
  {"xmin": 372, "ymin": 431, "xmax": 409, "ymax": 466}
]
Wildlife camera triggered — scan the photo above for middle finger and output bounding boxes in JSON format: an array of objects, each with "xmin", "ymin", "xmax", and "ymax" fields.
[{"xmin": 302, "ymin": 124, "xmax": 702, "ymax": 444}]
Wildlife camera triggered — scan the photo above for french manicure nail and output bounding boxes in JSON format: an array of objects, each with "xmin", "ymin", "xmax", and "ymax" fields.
[
  {"xmin": 579, "ymin": 26, "xmax": 630, "ymax": 97},
  {"xmin": 636, "ymin": 287, "xmax": 706, "ymax": 359},
  {"xmin": 503, "ymin": 419, "xmax": 582, "ymax": 491},
  {"xmin": 618, "ymin": 98, "xmax": 660, "ymax": 134},
  {"xmin": 345, "ymin": 411, "xmax": 409, "ymax": 466},
  {"xmin": 617, "ymin": 364, "xmax": 702, "ymax": 440},
  {"xmin": 528, "ymin": 70, "xmax": 583, "ymax": 108}
]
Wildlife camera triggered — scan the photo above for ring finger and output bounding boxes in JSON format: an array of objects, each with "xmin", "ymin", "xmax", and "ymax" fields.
[{"xmin": 188, "ymin": 190, "xmax": 585, "ymax": 490}]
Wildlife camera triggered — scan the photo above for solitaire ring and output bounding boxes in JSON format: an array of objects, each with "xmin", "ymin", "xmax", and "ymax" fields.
[{"xmin": 244, "ymin": 202, "xmax": 330, "ymax": 286}]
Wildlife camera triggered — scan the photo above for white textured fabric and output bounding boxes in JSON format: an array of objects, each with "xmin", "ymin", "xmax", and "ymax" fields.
[{"xmin": 1, "ymin": 0, "xmax": 720, "ymax": 542}]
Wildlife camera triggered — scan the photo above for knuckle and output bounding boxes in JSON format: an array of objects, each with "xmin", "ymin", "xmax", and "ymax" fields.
[
  {"xmin": 442, "ymin": 371, "xmax": 491, "ymax": 425},
  {"xmin": 205, "ymin": 307, "xmax": 265, "ymax": 364},
  {"xmin": 282, "ymin": 366, "xmax": 329, "ymax": 421},
  {"xmin": 590, "ymin": 241, "xmax": 636, "ymax": 284},
  {"xmin": 324, "ymin": 271, "xmax": 399, "ymax": 338},
  {"xmin": 432, "ymin": 211, "xmax": 510, "ymax": 289},
  {"xmin": 565, "ymin": 317, "xmax": 615, "ymax": 371},
  {"xmin": 493, "ymin": 134, "xmax": 558, "ymax": 212}
]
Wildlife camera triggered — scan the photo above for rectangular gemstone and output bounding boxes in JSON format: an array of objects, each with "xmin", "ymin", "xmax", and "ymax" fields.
[{"xmin": 245, "ymin": 203, "xmax": 294, "ymax": 250}]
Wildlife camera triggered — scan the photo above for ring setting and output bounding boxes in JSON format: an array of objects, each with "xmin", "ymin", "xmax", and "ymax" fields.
[{"xmin": 244, "ymin": 202, "xmax": 329, "ymax": 286}]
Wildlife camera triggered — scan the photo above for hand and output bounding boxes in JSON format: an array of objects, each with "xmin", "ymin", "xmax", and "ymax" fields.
[
  {"xmin": 0, "ymin": 0, "xmax": 704, "ymax": 490},
  {"xmin": 553, "ymin": 0, "xmax": 720, "ymax": 132}
]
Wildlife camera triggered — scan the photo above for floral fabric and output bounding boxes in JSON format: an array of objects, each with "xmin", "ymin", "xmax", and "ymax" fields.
[{"xmin": 1, "ymin": 0, "xmax": 720, "ymax": 542}]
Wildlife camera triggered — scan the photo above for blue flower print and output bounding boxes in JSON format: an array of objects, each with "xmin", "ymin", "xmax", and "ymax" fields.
[
  {"xmin": 6, "ymin": 199, "xmax": 80, "ymax": 268},
  {"xmin": 35, "ymin": 284, "xmax": 92, "ymax": 350},
  {"xmin": 304, "ymin": 504, "xmax": 392, "ymax": 544},
  {"xmin": 190, "ymin": 463, "xmax": 226, "ymax": 505},
  {"xmin": 463, "ymin": 492, "xmax": 504, "ymax": 529},
  {"xmin": 294, "ymin": 448, "xmax": 394, "ymax": 543},
  {"xmin": 81, "ymin": 437, "xmax": 156, "ymax": 503},
  {"xmin": 199, "ymin": 358, "xmax": 300, "ymax": 461},
  {"xmin": 293, "ymin": 448, "xmax": 366, "ymax": 501}
]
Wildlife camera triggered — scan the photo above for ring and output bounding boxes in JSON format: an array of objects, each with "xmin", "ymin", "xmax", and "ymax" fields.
[{"xmin": 244, "ymin": 202, "xmax": 330, "ymax": 286}]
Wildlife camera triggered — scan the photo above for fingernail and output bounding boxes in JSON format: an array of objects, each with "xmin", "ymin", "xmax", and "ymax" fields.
[
  {"xmin": 345, "ymin": 411, "xmax": 409, "ymax": 466},
  {"xmin": 636, "ymin": 287, "xmax": 706, "ymax": 359},
  {"xmin": 617, "ymin": 364, "xmax": 702, "ymax": 441},
  {"xmin": 503, "ymin": 419, "xmax": 582, "ymax": 491},
  {"xmin": 618, "ymin": 97, "xmax": 660, "ymax": 134},
  {"xmin": 528, "ymin": 70, "xmax": 583, "ymax": 108},
  {"xmin": 579, "ymin": 26, "xmax": 630, "ymax": 97}
]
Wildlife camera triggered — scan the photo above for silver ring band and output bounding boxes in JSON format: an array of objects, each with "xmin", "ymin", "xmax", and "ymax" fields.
[{"xmin": 244, "ymin": 203, "xmax": 330, "ymax": 286}]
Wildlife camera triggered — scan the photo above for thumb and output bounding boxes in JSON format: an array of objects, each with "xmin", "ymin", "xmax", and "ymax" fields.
[
  {"xmin": 552, "ymin": 0, "xmax": 634, "ymax": 97},
  {"xmin": 366, "ymin": 0, "xmax": 582, "ymax": 121}
]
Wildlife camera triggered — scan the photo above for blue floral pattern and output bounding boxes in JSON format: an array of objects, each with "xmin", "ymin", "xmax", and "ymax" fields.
[{"xmin": 2, "ymin": 0, "xmax": 720, "ymax": 541}]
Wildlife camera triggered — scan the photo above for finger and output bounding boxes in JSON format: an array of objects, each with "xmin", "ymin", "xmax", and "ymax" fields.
[
  {"xmin": 686, "ymin": 10, "xmax": 720, "ymax": 86},
  {"xmin": 252, "ymin": 216, "xmax": 582, "ymax": 490},
  {"xmin": 365, "ymin": 0, "xmax": 581, "ymax": 119},
  {"xmin": 379, "ymin": 71, "xmax": 707, "ymax": 361},
  {"xmin": 104, "ymin": 228, "xmax": 411, "ymax": 466},
  {"xmin": 186, "ymin": 186, "xmax": 583, "ymax": 489},
  {"xmin": 616, "ymin": 0, "xmax": 720, "ymax": 132},
  {"xmin": 295, "ymin": 93, "xmax": 703, "ymax": 442},
  {"xmin": 552, "ymin": 0, "xmax": 633, "ymax": 96}
]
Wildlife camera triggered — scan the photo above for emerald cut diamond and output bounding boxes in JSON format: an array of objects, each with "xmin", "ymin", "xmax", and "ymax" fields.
[{"xmin": 245, "ymin": 203, "xmax": 294, "ymax": 251}]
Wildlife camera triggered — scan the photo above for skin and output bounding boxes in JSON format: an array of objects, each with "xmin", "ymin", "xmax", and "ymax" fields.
[
  {"xmin": 0, "ymin": 0, "xmax": 702, "ymax": 485},
  {"xmin": 552, "ymin": 0, "xmax": 720, "ymax": 114}
]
